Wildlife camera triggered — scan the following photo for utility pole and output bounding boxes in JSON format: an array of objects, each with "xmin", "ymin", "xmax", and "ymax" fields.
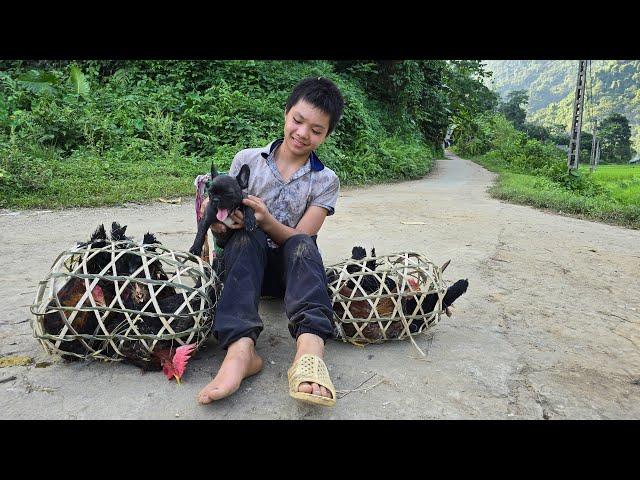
[
  {"xmin": 590, "ymin": 119, "xmax": 598, "ymax": 172},
  {"xmin": 568, "ymin": 60, "xmax": 588, "ymax": 171}
]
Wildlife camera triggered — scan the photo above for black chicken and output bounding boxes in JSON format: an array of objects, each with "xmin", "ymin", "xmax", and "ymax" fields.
[
  {"xmin": 347, "ymin": 246, "xmax": 397, "ymax": 294},
  {"xmin": 103, "ymin": 223, "xmax": 209, "ymax": 369},
  {"xmin": 330, "ymin": 246, "xmax": 469, "ymax": 340},
  {"xmin": 111, "ymin": 291, "xmax": 204, "ymax": 370},
  {"xmin": 405, "ymin": 278, "xmax": 469, "ymax": 333}
]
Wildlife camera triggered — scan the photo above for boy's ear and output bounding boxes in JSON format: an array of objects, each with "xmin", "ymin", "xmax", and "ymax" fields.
[
  {"xmin": 210, "ymin": 162, "xmax": 219, "ymax": 178},
  {"xmin": 236, "ymin": 164, "xmax": 250, "ymax": 189}
]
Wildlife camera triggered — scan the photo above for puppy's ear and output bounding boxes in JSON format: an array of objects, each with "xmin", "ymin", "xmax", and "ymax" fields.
[
  {"xmin": 236, "ymin": 164, "xmax": 250, "ymax": 189},
  {"xmin": 210, "ymin": 162, "xmax": 219, "ymax": 178}
]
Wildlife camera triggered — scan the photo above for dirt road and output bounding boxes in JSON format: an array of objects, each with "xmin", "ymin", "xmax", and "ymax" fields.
[{"xmin": 1, "ymin": 152, "xmax": 639, "ymax": 419}]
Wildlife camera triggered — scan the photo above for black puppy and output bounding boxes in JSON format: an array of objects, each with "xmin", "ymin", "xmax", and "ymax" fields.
[{"xmin": 189, "ymin": 162, "xmax": 257, "ymax": 255}]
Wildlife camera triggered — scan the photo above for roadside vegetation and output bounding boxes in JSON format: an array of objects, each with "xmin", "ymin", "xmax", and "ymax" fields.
[
  {"xmin": 453, "ymin": 110, "xmax": 640, "ymax": 229},
  {"xmin": 0, "ymin": 60, "xmax": 496, "ymax": 209}
]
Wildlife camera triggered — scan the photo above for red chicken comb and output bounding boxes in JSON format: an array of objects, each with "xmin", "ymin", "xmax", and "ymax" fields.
[{"xmin": 163, "ymin": 343, "xmax": 197, "ymax": 384}]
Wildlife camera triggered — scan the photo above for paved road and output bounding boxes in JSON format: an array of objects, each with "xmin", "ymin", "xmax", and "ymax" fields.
[{"xmin": 1, "ymin": 152, "xmax": 639, "ymax": 419}]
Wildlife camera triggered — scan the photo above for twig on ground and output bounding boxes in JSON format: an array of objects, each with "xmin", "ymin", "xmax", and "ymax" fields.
[
  {"xmin": 337, "ymin": 373, "xmax": 382, "ymax": 399},
  {"xmin": 597, "ymin": 311, "xmax": 638, "ymax": 324}
]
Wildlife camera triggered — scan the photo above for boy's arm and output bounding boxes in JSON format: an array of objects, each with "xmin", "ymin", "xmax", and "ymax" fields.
[{"xmin": 264, "ymin": 205, "xmax": 329, "ymax": 245}]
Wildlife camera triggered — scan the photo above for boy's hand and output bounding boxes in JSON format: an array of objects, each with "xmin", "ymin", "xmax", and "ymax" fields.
[{"xmin": 242, "ymin": 195, "xmax": 272, "ymax": 227}]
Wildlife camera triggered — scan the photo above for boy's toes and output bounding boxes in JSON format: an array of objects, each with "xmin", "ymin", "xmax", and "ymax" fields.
[
  {"xmin": 297, "ymin": 382, "xmax": 332, "ymax": 399},
  {"xmin": 298, "ymin": 382, "xmax": 313, "ymax": 394}
]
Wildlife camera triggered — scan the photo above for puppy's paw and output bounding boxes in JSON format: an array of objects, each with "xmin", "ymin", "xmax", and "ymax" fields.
[{"xmin": 189, "ymin": 245, "xmax": 202, "ymax": 256}]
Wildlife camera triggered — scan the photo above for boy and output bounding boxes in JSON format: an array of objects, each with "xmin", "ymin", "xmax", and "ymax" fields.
[{"xmin": 197, "ymin": 76, "xmax": 344, "ymax": 407}]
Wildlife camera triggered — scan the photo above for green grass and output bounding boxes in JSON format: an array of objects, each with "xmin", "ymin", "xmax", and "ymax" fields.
[
  {"xmin": 2, "ymin": 152, "xmax": 205, "ymax": 209},
  {"xmin": 472, "ymin": 157, "xmax": 640, "ymax": 229},
  {"xmin": 580, "ymin": 164, "xmax": 640, "ymax": 206},
  {"xmin": 1, "ymin": 139, "xmax": 439, "ymax": 210}
]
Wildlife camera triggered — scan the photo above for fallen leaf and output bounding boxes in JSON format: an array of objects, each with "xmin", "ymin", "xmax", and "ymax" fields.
[
  {"xmin": 0, "ymin": 355, "xmax": 33, "ymax": 368},
  {"xmin": 158, "ymin": 197, "xmax": 182, "ymax": 204}
]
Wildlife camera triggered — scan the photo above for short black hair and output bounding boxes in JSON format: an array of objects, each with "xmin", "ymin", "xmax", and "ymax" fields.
[{"xmin": 285, "ymin": 77, "xmax": 345, "ymax": 135}]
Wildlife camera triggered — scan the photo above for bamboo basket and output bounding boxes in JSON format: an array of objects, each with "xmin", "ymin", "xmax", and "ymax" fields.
[
  {"xmin": 326, "ymin": 252, "xmax": 447, "ymax": 356},
  {"xmin": 30, "ymin": 240, "xmax": 220, "ymax": 362}
]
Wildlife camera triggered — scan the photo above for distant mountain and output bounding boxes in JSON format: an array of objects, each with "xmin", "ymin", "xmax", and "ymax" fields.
[{"xmin": 483, "ymin": 60, "xmax": 640, "ymax": 153}]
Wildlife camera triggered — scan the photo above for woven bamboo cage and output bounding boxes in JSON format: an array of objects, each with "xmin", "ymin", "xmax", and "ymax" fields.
[
  {"xmin": 326, "ymin": 252, "xmax": 447, "ymax": 356},
  {"xmin": 30, "ymin": 240, "xmax": 220, "ymax": 362}
]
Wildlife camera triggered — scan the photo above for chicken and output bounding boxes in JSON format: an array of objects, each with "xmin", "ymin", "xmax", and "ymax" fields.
[
  {"xmin": 404, "ymin": 277, "xmax": 469, "ymax": 333},
  {"xmin": 331, "ymin": 246, "xmax": 469, "ymax": 341},
  {"xmin": 114, "ymin": 290, "xmax": 201, "ymax": 357},
  {"xmin": 118, "ymin": 342, "xmax": 197, "ymax": 383},
  {"xmin": 332, "ymin": 246, "xmax": 398, "ymax": 342},
  {"xmin": 98, "ymin": 223, "xmax": 197, "ymax": 365},
  {"xmin": 43, "ymin": 224, "xmax": 114, "ymax": 359},
  {"xmin": 43, "ymin": 280, "xmax": 109, "ymax": 360},
  {"xmin": 44, "ymin": 221, "xmax": 184, "ymax": 362},
  {"xmin": 346, "ymin": 246, "xmax": 397, "ymax": 294}
]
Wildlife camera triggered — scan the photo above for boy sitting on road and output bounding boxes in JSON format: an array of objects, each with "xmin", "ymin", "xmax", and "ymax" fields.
[{"xmin": 196, "ymin": 76, "xmax": 344, "ymax": 407}]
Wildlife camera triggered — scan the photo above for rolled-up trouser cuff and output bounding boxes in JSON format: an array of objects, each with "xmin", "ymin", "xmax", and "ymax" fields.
[
  {"xmin": 293, "ymin": 325, "xmax": 334, "ymax": 344},
  {"xmin": 217, "ymin": 327, "xmax": 262, "ymax": 350}
]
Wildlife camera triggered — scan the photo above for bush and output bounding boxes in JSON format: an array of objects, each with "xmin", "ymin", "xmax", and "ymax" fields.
[{"xmin": 0, "ymin": 61, "xmax": 443, "ymax": 208}]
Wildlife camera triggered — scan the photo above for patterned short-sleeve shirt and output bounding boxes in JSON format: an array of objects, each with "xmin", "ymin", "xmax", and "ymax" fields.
[{"xmin": 229, "ymin": 139, "xmax": 340, "ymax": 248}]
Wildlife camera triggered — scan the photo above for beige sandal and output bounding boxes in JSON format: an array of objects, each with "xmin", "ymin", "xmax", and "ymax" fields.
[{"xmin": 287, "ymin": 354, "xmax": 336, "ymax": 407}]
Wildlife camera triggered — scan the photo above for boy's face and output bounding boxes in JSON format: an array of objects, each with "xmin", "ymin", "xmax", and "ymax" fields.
[{"xmin": 283, "ymin": 99, "xmax": 330, "ymax": 158}]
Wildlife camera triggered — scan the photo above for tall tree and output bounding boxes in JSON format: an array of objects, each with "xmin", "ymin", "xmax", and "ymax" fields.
[
  {"xmin": 599, "ymin": 113, "xmax": 632, "ymax": 163},
  {"xmin": 332, "ymin": 60, "xmax": 451, "ymax": 146},
  {"xmin": 444, "ymin": 60, "xmax": 499, "ymax": 142},
  {"xmin": 499, "ymin": 90, "xmax": 529, "ymax": 130}
]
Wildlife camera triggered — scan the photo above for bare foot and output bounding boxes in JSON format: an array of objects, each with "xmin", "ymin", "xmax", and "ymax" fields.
[
  {"xmin": 292, "ymin": 333, "xmax": 333, "ymax": 400},
  {"xmin": 197, "ymin": 337, "xmax": 263, "ymax": 404}
]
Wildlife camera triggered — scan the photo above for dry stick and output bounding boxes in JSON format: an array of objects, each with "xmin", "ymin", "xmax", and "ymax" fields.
[
  {"xmin": 337, "ymin": 373, "xmax": 379, "ymax": 399},
  {"xmin": 337, "ymin": 379, "xmax": 385, "ymax": 398},
  {"xmin": 597, "ymin": 311, "xmax": 638, "ymax": 324}
]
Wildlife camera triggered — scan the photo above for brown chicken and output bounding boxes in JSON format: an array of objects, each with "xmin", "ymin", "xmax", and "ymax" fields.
[{"xmin": 43, "ymin": 224, "xmax": 114, "ymax": 359}]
